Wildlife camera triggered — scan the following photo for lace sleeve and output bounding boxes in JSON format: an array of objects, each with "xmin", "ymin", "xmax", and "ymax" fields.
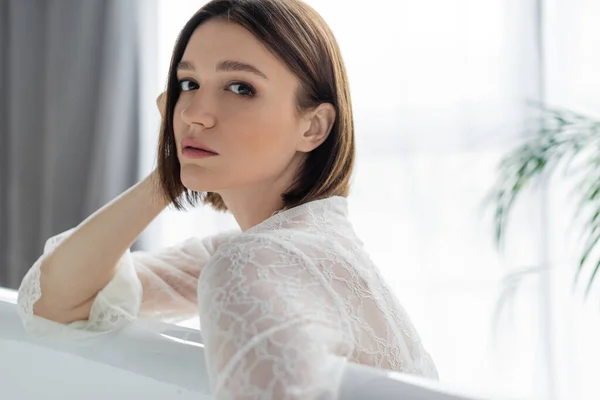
[
  {"xmin": 198, "ymin": 234, "xmax": 354, "ymax": 400},
  {"xmin": 17, "ymin": 229, "xmax": 238, "ymax": 337},
  {"xmin": 135, "ymin": 230, "xmax": 238, "ymax": 322}
]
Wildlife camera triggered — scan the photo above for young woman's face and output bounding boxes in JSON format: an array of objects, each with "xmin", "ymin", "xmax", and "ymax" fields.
[{"xmin": 173, "ymin": 19, "xmax": 310, "ymax": 195}]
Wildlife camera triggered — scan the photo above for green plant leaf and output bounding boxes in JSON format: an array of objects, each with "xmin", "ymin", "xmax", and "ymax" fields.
[{"xmin": 489, "ymin": 105, "xmax": 600, "ymax": 298}]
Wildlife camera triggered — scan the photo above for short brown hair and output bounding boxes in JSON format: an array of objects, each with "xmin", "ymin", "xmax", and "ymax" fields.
[{"xmin": 157, "ymin": 0, "xmax": 355, "ymax": 211}]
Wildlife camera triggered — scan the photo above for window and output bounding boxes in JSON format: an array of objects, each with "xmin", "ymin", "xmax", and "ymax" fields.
[{"xmin": 142, "ymin": 2, "xmax": 599, "ymax": 398}]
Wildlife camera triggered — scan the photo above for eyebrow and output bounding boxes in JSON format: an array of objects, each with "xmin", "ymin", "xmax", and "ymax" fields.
[{"xmin": 176, "ymin": 60, "xmax": 268, "ymax": 80}]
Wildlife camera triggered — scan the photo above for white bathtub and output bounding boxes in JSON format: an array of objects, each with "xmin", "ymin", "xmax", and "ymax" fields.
[{"xmin": 0, "ymin": 289, "xmax": 516, "ymax": 400}]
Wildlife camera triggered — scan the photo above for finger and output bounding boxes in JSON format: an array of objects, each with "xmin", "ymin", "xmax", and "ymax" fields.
[{"xmin": 156, "ymin": 92, "xmax": 166, "ymax": 116}]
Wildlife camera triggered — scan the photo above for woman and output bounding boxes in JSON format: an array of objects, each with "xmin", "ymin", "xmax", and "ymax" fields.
[{"xmin": 17, "ymin": 0, "xmax": 438, "ymax": 398}]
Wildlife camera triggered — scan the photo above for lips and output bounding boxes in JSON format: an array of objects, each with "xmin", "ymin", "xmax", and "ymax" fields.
[{"xmin": 180, "ymin": 138, "xmax": 218, "ymax": 155}]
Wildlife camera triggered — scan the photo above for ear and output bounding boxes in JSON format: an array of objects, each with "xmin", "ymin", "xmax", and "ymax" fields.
[
  {"xmin": 156, "ymin": 92, "xmax": 166, "ymax": 117},
  {"xmin": 297, "ymin": 103, "xmax": 336, "ymax": 153}
]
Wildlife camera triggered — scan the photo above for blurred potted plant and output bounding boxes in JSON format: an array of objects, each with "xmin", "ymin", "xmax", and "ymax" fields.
[{"xmin": 488, "ymin": 105, "xmax": 600, "ymax": 297}]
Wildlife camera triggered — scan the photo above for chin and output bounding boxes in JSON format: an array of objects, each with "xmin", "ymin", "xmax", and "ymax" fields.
[
  {"xmin": 179, "ymin": 166, "xmax": 223, "ymax": 193},
  {"xmin": 180, "ymin": 175, "xmax": 215, "ymax": 193}
]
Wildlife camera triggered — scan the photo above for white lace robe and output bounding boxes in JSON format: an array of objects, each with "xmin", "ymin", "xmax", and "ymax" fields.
[{"xmin": 17, "ymin": 196, "xmax": 438, "ymax": 399}]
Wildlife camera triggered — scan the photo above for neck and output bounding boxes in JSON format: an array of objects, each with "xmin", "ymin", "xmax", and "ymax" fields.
[
  {"xmin": 219, "ymin": 157, "xmax": 305, "ymax": 231},
  {"xmin": 220, "ymin": 186, "xmax": 285, "ymax": 232}
]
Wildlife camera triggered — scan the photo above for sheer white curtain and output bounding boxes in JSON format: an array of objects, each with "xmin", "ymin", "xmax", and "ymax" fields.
[{"xmin": 136, "ymin": 1, "xmax": 599, "ymax": 399}]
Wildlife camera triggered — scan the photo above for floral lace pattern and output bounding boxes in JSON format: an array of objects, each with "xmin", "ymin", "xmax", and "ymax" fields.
[
  {"xmin": 198, "ymin": 197, "xmax": 438, "ymax": 399},
  {"xmin": 17, "ymin": 196, "xmax": 438, "ymax": 398}
]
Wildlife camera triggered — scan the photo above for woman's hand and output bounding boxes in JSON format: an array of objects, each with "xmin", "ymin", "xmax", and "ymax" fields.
[{"xmin": 156, "ymin": 92, "xmax": 166, "ymax": 118}]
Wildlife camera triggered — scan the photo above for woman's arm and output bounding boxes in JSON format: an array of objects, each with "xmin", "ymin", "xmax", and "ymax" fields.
[
  {"xmin": 17, "ymin": 226, "xmax": 238, "ymax": 336},
  {"xmin": 133, "ymin": 230, "xmax": 238, "ymax": 321},
  {"xmin": 32, "ymin": 170, "xmax": 170, "ymax": 324}
]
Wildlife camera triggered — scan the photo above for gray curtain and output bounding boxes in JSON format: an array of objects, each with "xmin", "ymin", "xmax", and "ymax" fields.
[{"xmin": 0, "ymin": 0, "xmax": 142, "ymax": 289}]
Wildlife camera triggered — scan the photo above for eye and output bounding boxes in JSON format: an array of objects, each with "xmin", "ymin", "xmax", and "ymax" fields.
[
  {"xmin": 178, "ymin": 79, "xmax": 199, "ymax": 92},
  {"xmin": 228, "ymin": 82, "xmax": 255, "ymax": 97}
]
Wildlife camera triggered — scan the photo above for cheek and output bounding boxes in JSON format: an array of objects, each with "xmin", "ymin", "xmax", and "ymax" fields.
[{"xmin": 227, "ymin": 106, "xmax": 298, "ymax": 162}]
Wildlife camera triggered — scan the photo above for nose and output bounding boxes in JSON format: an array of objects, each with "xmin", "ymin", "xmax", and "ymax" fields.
[{"xmin": 180, "ymin": 89, "xmax": 216, "ymax": 129}]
